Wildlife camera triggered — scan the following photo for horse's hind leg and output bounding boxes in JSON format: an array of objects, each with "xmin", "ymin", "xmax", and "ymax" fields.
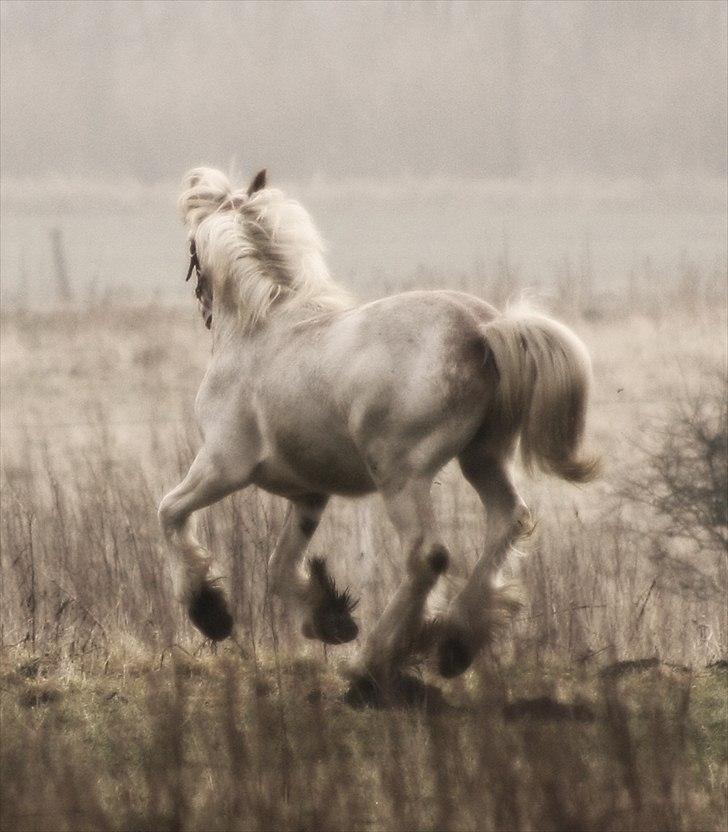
[
  {"xmin": 268, "ymin": 495, "xmax": 359, "ymax": 645},
  {"xmin": 158, "ymin": 449, "xmax": 248, "ymax": 640},
  {"xmin": 437, "ymin": 450, "xmax": 531, "ymax": 677},
  {"xmin": 354, "ymin": 476, "xmax": 449, "ymax": 684}
]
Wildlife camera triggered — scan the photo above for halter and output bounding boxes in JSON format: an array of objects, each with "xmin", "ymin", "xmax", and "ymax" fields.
[
  {"xmin": 185, "ymin": 239, "xmax": 202, "ymax": 293},
  {"xmin": 185, "ymin": 240, "xmax": 211, "ymax": 329}
]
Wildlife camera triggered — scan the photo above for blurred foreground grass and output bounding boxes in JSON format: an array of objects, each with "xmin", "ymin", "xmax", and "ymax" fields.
[{"xmin": 1, "ymin": 648, "xmax": 726, "ymax": 832}]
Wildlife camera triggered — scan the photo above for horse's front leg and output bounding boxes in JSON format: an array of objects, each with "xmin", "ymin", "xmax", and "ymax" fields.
[
  {"xmin": 353, "ymin": 477, "xmax": 449, "ymax": 685},
  {"xmin": 269, "ymin": 495, "xmax": 359, "ymax": 645},
  {"xmin": 158, "ymin": 448, "xmax": 249, "ymax": 640}
]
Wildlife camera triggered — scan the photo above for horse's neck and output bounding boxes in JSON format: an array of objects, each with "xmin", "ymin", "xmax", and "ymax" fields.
[
  {"xmin": 210, "ymin": 299, "xmax": 313, "ymax": 352},
  {"xmin": 232, "ymin": 287, "xmax": 348, "ymax": 331}
]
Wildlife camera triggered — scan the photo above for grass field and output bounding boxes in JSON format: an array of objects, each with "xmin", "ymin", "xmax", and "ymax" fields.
[{"xmin": 1, "ymin": 279, "xmax": 726, "ymax": 830}]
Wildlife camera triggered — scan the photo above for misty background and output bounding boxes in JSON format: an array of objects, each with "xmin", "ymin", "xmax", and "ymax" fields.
[{"xmin": 1, "ymin": 0, "xmax": 726, "ymax": 306}]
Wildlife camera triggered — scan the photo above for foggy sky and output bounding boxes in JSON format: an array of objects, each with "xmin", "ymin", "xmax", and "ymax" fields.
[{"xmin": 1, "ymin": 0, "xmax": 726, "ymax": 184}]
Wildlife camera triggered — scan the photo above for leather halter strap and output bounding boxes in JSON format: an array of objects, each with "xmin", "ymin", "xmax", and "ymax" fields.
[
  {"xmin": 185, "ymin": 239, "xmax": 200, "ymax": 284},
  {"xmin": 185, "ymin": 240, "xmax": 211, "ymax": 328}
]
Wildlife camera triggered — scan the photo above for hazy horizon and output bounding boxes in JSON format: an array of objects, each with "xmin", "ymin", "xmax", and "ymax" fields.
[{"xmin": 1, "ymin": 1, "xmax": 725, "ymax": 307}]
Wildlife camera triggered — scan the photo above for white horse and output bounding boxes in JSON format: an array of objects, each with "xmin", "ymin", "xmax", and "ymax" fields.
[{"xmin": 159, "ymin": 167, "xmax": 598, "ymax": 689}]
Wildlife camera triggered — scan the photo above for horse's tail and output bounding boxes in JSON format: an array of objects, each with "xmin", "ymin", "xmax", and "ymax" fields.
[{"xmin": 482, "ymin": 308, "xmax": 599, "ymax": 483}]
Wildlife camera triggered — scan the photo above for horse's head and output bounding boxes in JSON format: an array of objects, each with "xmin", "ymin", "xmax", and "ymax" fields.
[{"xmin": 179, "ymin": 168, "xmax": 268, "ymax": 329}]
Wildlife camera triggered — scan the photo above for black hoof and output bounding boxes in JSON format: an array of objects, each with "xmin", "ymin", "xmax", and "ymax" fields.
[
  {"xmin": 188, "ymin": 583, "xmax": 233, "ymax": 641},
  {"xmin": 343, "ymin": 674, "xmax": 380, "ymax": 708},
  {"xmin": 438, "ymin": 636, "xmax": 473, "ymax": 678},
  {"xmin": 306, "ymin": 557, "xmax": 359, "ymax": 645},
  {"xmin": 306, "ymin": 611, "xmax": 359, "ymax": 645}
]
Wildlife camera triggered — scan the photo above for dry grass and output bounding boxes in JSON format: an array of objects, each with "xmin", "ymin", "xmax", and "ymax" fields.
[{"xmin": 1, "ymin": 291, "xmax": 726, "ymax": 831}]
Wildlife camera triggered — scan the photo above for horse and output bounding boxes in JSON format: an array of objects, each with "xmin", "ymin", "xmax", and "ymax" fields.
[{"xmin": 158, "ymin": 166, "xmax": 598, "ymax": 690}]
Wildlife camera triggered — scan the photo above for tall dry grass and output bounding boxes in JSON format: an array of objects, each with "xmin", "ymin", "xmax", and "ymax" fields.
[{"xmin": 1, "ymin": 272, "xmax": 726, "ymax": 831}]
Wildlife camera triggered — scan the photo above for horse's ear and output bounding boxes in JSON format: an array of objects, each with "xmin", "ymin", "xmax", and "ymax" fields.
[{"xmin": 247, "ymin": 168, "xmax": 267, "ymax": 196}]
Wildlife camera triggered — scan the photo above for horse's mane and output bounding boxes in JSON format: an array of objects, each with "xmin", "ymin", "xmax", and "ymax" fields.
[{"xmin": 178, "ymin": 167, "xmax": 352, "ymax": 332}]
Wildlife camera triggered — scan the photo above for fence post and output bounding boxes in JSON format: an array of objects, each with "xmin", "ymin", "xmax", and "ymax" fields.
[{"xmin": 51, "ymin": 227, "xmax": 72, "ymax": 303}]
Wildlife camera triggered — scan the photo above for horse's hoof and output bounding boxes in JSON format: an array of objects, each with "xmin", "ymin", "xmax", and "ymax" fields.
[
  {"xmin": 305, "ymin": 558, "xmax": 359, "ymax": 644},
  {"xmin": 343, "ymin": 674, "xmax": 381, "ymax": 708},
  {"xmin": 437, "ymin": 636, "xmax": 473, "ymax": 678},
  {"xmin": 188, "ymin": 583, "xmax": 233, "ymax": 641},
  {"xmin": 306, "ymin": 611, "xmax": 359, "ymax": 645}
]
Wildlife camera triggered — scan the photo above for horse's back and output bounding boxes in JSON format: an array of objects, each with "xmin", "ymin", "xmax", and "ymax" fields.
[
  {"xmin": 327, "ymin": 290, "xmax": 499, "ymax": 407},
  {"xmin": 322, "ymin": 290, "xmax": 500, "ymax": 476}
]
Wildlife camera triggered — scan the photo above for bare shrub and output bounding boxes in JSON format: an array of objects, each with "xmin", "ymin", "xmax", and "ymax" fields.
[{"xmin": 619, "ymin": 375, "xmax": 727, "ymax": 600}]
